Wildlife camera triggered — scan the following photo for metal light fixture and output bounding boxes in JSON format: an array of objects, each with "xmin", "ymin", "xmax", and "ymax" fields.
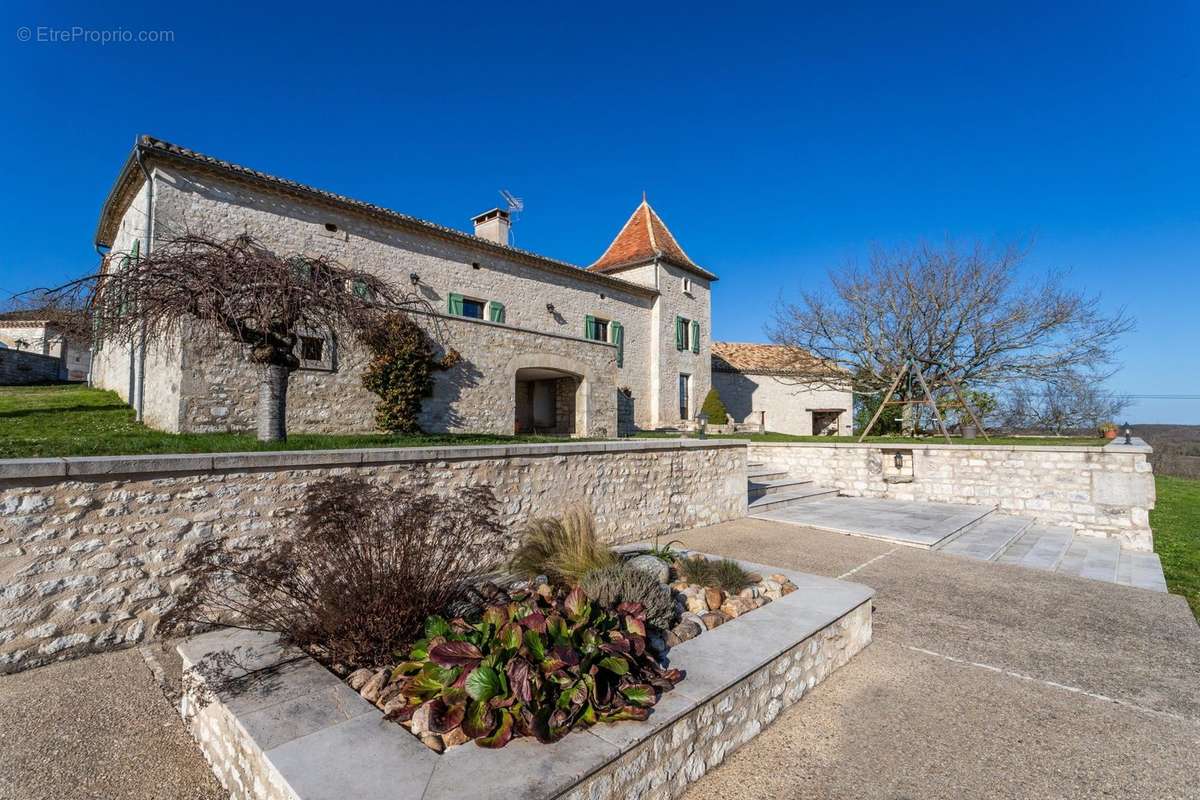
[
  {"xmin": 894, "ymin": 452, "xmax": 904, "ymax": 470},
  {"xmin": 409, "ymin": 272, "xmax": 420, "ymax": 286},
  {"xmin": 1123, "ymin": 421, "xmax": 1132, "ymax": 445},
  {"xmin": 546, "ymin": 303, "xmax": 555, "ymax": 314},
  {"xmin": 697, "ymin": 412, "xmax": 709, "ymax": 439}
]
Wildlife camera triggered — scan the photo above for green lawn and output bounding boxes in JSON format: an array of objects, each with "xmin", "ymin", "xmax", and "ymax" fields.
[
  {"xmin": 1151, "ymin": 475, "xmax": 1200, "ymax": 619},
  {"xmin": 632, "ymin": 430, "xmax": 1105, "ymax": 447},
  {"xmin": 0, "ymin": 384, "xmax": 573, "ymax": 459}
]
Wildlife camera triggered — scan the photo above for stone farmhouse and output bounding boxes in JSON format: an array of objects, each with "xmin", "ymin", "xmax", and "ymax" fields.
[
  {"xmin": 712, "ymin": 342, "xmax": 853, "ymax": 436},
  {"xmin": 90, "ymin": 136, "xmax": 849, "ymax": 436},
  {"xmin": 0, "ymin": 313, "xmax": 91, "ymax": 382}
]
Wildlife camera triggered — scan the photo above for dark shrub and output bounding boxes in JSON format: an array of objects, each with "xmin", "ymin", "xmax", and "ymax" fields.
[
  {"xmin": 163, "ymin": 476, "xmax": 505, "ymax": 669},
  {"xmin": 700, "ymin": 388, "xmax": 729, "ymax": 425}
]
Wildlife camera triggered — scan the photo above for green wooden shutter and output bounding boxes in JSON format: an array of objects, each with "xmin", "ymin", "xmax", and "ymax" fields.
[
  {"xmin": 489, "ymin": 302, "xmax": 505, "ymax": 323},
  {"xmin": 611, "ymin": 321, "xmax": 624, "ymax": 368},
  {"xmin": 585, "ymin": 315, "xmax": 596, "ymax": 340},
  {"xmin": 674, "ymin": 316, "xmax": 684, "ymax": 350},
  {"xmin": 448, "ymin": 293, "xmax": 464, "ymax": 316},
  {"xmin": 690, "ymin": 320, "xmax": 700, "ymax": 353},
  {"xmin": 130, "ymin": 240, "xmax": 140, "ymax": 260}
]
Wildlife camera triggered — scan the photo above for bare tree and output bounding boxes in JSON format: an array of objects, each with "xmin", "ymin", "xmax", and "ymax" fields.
[
  {"xmin": 999, "ymin": 379, "xmax": 1129, "ymax": 435},
  {"xmin": 771, "ymin": 240, "xmax": 1133, "ymax": 416},
  {"xmin": 46, "ymin": 233, "xmax": 431, "ymax": 442}
]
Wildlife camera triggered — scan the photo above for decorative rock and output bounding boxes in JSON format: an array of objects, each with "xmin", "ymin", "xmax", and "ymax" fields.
[
  {"xmin": 753, "ymin": 597, "xmax": 770, "ymax": 608},
  {"xmin": 670, "ymin": 581, "xmax": 690, "ymax": 592},
  {"xmin": 685, "ymin": 594, "xmax": 708, "ymax": 615},
  {"xmin": 420, "ymin": 733, "xmax": 445, "ymax": 753},
  {"xmin": 680, "ymin": 611, "xmax": 707, "ymax": 630},
  {"xmin": 700, "ymin": 612, "xmax": 726, "ymax": 630},
  {"xmin": 668, "ymin": 620, "xmax": 703, "ymax": 646},
  {"xmin": 359, "ymin": 668, "xmax": 389, "ymax": 704},
  {"xmin": 628, "ymin": 554, "xmax": 670, "ymax": 584},
  {"xmin": 381, "ymin": 694, "xmax": 409, "ymax": 716},
  {"xmin": 769, "ymin": 573, "xmax": 788, "ymax": 584},
  {"xmin": 781, "ymin": 581, "xmax": 797, "ymax": 596},
  {"xmin": 720, "ymin": 597, "xmax": 755, "ymax": 619},
  {"xmin": 442, "ymin": 727, "xmax": 470, "ymax": 748},
  {"xmin": 410, "ymin": 701, "xmax": 434, "ymax": 735},
  {"xmin": 738, "ymin": 586, "xmax": 760, "ymax": 599},
  {"xmin": 704, "ymin": 587, "xmax": 724, "ymax": 611},
  {"xmin": 376, "ymin": 681, "xmax": 405, "ymax": 707},
  {"xmin": 346, "ymin": 668, "xmax": 374, "ymax": 690}
]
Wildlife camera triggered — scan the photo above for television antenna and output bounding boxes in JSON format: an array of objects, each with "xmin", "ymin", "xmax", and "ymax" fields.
[{"xmin": 499, "ymin": 189, "xmax": 524, "ymax": 245}]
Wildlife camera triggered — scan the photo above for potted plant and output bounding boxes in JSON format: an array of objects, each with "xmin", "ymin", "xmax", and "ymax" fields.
[{"xmin": 1099, "ymin": 422, "xmax": 1118, "ymax": 439}]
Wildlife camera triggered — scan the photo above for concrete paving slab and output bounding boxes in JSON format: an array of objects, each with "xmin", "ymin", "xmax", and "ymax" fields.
[
  {"xmin": 938, "ymin": 515, "xmax": 1033, "ymax": 560},
  {"xmin": 996, "ymin": 524, "xmax": 1074, "ymax": 572},
  {"xmin": 754, "ymin": 496, "xmax": 994, "ymax": 548}
]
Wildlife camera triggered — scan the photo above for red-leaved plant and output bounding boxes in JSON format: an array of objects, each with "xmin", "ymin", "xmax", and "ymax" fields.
[{"xmin": 382, "ymin": 583, "xmax": 684, "ymax": 747}]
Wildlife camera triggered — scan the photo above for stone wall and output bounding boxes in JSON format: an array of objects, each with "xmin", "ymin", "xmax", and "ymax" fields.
[
  {"xmin": 711, "ymin": 372, "xmax": 853, "ymax": 436},
  {"xmin": 0, "ymin": 349, "xmax": 61, "ymax": 385},
  {"xmin": 750, "ymin": 439, "xmax": 1156, "ymax": 549},
  {"xmin": 0, "ymin": 440, "xmax": 747, "ymax": 674},
  {"xmin": 568, "ymin": 600, "xmax": 871, "ymax": 800},
  {"xmin": 176, "ymin": 312, "xmax": 619, "ymax": 437}
]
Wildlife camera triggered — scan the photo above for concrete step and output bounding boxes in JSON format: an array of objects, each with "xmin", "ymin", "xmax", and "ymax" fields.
[
  {"xmin": 1056, "ymin": 537, "xmax": 1122, "ymax": 583},
  {"xmin": 995, "ymin": 525, "xmax": 1074, "ymax": 572},
  {"xmin": 747, "ymin": 464, "xmax": 787, "ymax": 481},
  {"xmin": 747, "ymin": 485, "xmax": 839, "ymax": 513},
  {"xmin": 747, "ymin": 476, "xmax": 814, "ymax": 499},
  {"xmin": 1115, "ymin": 549, "xmax": 1169, "ymax": 593},
  {"xmin": 937, "ymin": 514, "xmax": 1035, "ymax": 560}
]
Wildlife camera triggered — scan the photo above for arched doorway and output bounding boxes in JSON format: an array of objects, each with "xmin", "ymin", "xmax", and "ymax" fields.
[
  {"xmin": 508, "ymin": 353, "xmax": 595, "ymax": 436},
  {"xmin": 514, "ymin": 367, "xmax": 581, "ymax": 435}
]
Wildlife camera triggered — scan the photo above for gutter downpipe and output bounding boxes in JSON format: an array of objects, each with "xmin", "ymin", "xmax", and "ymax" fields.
[
  {"xmin": 133, "ymin": 142, "xmax": 153, "ymax": 422},
  {"xmin": 90, "ymin": 242, "xmax": 109, "ymax": 388}
]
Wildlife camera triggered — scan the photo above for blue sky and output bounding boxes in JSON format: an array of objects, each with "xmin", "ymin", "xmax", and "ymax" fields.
[{"xmin": 2, "ymin": 1, "xmax": 1196, "ymax": 422}]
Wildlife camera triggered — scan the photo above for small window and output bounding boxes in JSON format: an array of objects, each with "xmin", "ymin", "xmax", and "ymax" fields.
[
  {"xmin": 679, "ymin": 373, "xmax": 691, "ymax": 420},
  {"xmin": 676, "ymin": 316, "xmax": 692, "ymax": 350},
  {"xmin": 586, "ymin": 315, "xmax": 611, "ymax": 342},
  {"xmin": 461, "ymin": 297, "xmax": 485, "ymax": 319},
  {"xmin": 301, "ymin": 336, "xmax": 324, "ymax": 362},
  {"xmin": 682, "ymin": 277, "xmax": 692, "ymax": 294}
]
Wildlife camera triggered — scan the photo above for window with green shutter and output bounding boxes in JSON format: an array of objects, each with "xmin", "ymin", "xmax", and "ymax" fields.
[
  {"xmin": 585, "ymin": 315, "xmax": 596, "ymax": 339},
  {"xmin": 489, "ymin": 302, "xmax": 506, "ymax": 323},
  {"xmin": 611, "ymin": 321, "xmax": 624, "ymax": 367},
  {"xmin": 448, "ymin": 293, "xmax": 464, "ymax": 316},
  {"xmin": 675, "ymin": 316, "xmax": 685, "ymax": 350},
  {"xmin": 690, "ymin": 320, "xmax": 700, "ymax": 353}
]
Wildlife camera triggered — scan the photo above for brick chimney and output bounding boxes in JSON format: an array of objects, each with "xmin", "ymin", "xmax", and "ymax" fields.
[{"xmin": 472, "ymin": 208, "xmax": 510, "ymax": 246}]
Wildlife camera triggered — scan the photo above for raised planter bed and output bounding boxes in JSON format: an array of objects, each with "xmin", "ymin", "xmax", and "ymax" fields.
[{"xmin": 178, "ymin": 556, "xmax": 873, "ymax": 800}]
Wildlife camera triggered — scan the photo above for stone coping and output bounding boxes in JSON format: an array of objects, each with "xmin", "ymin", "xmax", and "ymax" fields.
[
  {"xmin": 177, "ymin": 558, "xmax": 873, "ymax": 800},
  {"xmin": 750, "ymin": 436, "xmax": 1151, "ymax": 455},
  {"xmin": 0, "ymin": 438, "xmax": 751, "ymax": 481}
]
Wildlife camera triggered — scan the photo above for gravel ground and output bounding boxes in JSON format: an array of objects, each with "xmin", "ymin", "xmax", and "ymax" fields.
[
  {"xmin": 677, "ymin": 518, "xmax": 1200, "ymax": 800},
  {"xmin": 0, "ymin": 647, "xmax": 223, "ymax": 800},
  {"xmin": 1, "ymin": 517, "xmax": 1196, "ymax": 799}
]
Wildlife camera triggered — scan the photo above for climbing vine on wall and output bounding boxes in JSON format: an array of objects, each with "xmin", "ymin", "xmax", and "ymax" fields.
[{"xmin": 360, "ymin": 313, "xmax": 457, "ymax": 434}]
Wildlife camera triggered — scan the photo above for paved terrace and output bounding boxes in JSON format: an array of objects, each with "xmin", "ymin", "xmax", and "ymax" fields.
[{"xmin": 0, "ymin": 517, "xmax": 1196, "ymax": 799}]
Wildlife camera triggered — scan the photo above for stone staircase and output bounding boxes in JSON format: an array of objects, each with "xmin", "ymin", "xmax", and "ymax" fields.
[
  {"xmin": 936, "ymin": 513, "xmax": 1168, "ymax": 592},
  {"xmin": 746, "ymin": 460, "xmax": 838, "ymax": 514}
]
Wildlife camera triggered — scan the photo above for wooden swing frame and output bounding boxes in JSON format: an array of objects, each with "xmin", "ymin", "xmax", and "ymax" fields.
[{"xmin": 857, "ymin": 359, "xmax": 990, "ymax": 444}]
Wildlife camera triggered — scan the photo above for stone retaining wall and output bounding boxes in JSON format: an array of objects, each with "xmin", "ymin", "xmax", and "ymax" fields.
[
  {"xmin": 751, "ymin": 438, "xmax": 1155, "ymax": 549},
  {"xmin": 0, "ymin": 349, "xmax": 61, "ymax": 385},
  {"xmin": 0, "ymin": 440, "xmax": 747, "ymax": 674}
]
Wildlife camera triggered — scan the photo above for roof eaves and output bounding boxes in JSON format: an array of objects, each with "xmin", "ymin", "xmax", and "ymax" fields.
[{"xmin": 94, "ymin": 136, "xmax": 660, "ymax": 299}]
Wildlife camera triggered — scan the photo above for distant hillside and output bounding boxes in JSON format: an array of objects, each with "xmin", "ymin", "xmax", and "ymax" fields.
[{"xmin": 1134, "ymin": 424, "xmax": 1200, "ymax": 479}]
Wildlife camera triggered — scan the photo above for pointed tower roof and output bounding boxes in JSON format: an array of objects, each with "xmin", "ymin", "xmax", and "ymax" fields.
[{"xmin": 588, "ymin": 199, "xmax": 717, "ymax": 280}]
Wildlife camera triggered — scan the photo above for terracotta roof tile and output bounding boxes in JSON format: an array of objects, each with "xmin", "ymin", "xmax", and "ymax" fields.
[
  {"xmin": 588, "ymin": 200, "xmax": 716, "ymax": 280},
  {"xmin": 712, "ymin": 341, "xmax": 840, "ymax": 376}
]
